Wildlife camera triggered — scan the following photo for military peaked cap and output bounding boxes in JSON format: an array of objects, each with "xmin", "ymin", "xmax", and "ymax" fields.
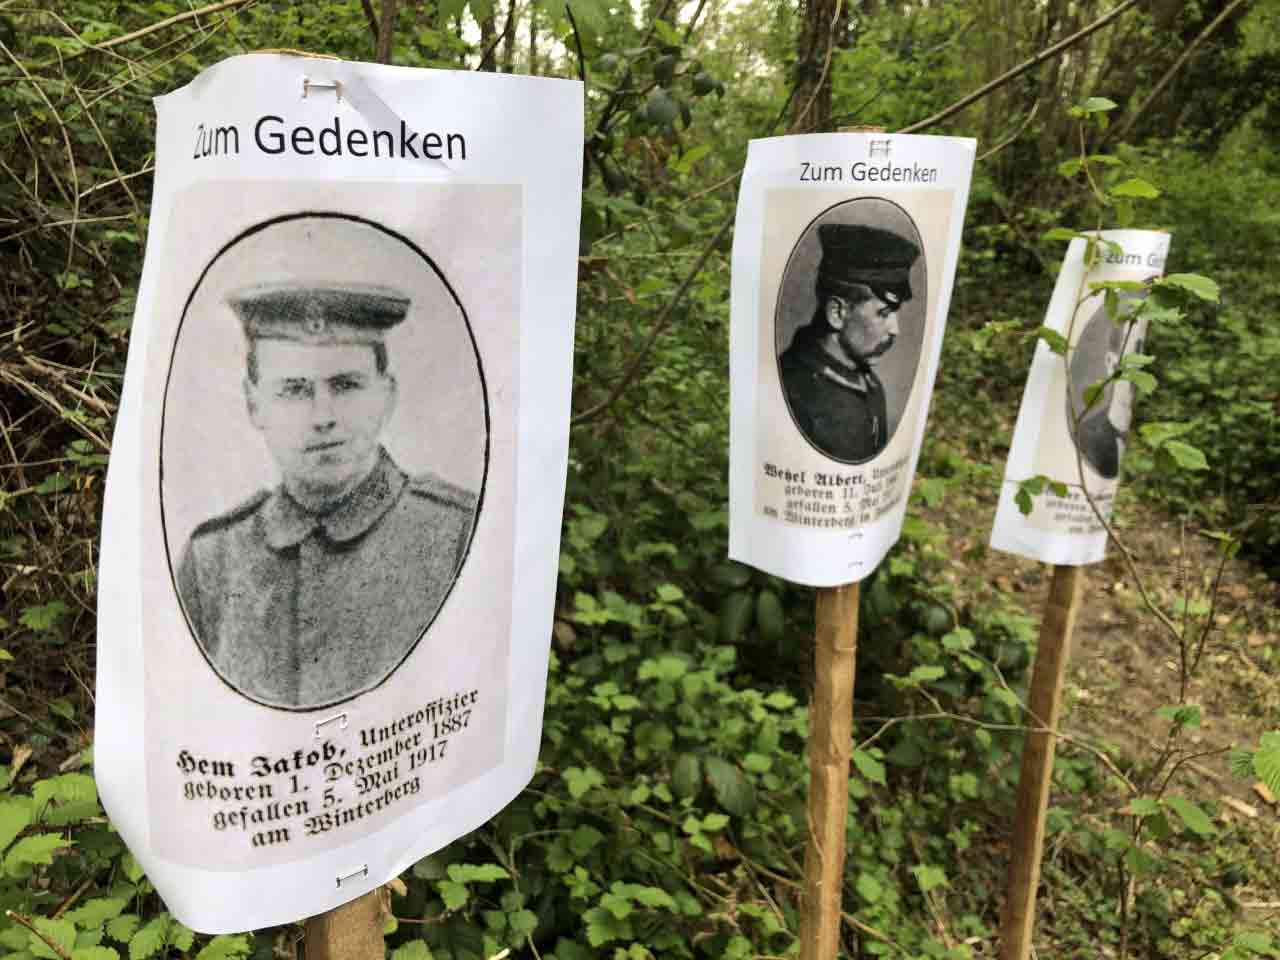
[
  {"xmin": 817, "ymin": 224, "xmax": 920, "ymax": 306},
  {"xmin": 228, "ymin": 285, "xmax": 411, "ymax": 346}
]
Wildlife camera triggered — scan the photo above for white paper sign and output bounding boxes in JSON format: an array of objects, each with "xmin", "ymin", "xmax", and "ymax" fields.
[
  {"xmin": 728, "ymin": 133, "xmax": 975, "ymax": 587},
  {"xmin": 990, "ymin": 229, "xmax": 1170, "ymax": 565},
  {"xmin": 94, "ymin": 54, "xmax": 582, "ymax": 933}
]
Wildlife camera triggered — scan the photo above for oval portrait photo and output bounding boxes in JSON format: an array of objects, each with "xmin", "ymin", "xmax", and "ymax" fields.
[
  {"xmin": 160, "ymin": 213, "xmax": 488, "ymax": 711},
  {"xmin": 773, "ymin": 197, "xmax": 927, "ymax": 464},
  {"xmin": 1066, "ymin": 297, "xmax": 1143, "ymax": 482}
]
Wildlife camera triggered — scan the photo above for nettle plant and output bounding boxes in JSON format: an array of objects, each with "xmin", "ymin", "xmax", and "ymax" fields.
[{"xmin": 1014, "ymin": 97, "xmax": 1280, "ymax": 960}]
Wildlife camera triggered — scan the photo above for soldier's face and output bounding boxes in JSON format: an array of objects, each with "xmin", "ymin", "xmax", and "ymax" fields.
[
  {"xmin": 837, "ymin": 293, "xmax": 899, "ymax": 364},
  {"xmin": 247, "ymin": 340, "xmax": 396, "ymax": 503}
]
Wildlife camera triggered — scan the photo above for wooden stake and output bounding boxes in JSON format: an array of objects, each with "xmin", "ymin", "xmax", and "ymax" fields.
[
  {"xmin": 999, "ymin": 564, "xmax": 1084, "ymax": 960},
  {"xmin": 303, "ymin": 889, "xmax": 385, "ymax": 960},
  {"xmin": 800, "ymin": 580, "xmax": 859, "ymax": 960},
  {"xmin": 797, "ymin": 120, "xmax": 883, "ymax": 960}
]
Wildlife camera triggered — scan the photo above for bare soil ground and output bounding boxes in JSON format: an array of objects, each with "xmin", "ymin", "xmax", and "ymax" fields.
[{"xmin": 927, "ymin": 472, "xmax": 1280, "ymax": 924}]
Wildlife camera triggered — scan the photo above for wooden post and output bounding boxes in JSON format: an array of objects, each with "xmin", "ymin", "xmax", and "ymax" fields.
[
  {"xmin": 800, "ymin": 581, "xmax": 859, "ymax": 960},
  {"xmin": 999, "ymin": 564, "xmax": 1084, "ymax": 960},
  {"xmin": 797, "ymin": 121, "xmax": 884, "ymax": 960},
  {"xmin": 303, "ymin": 889, "xmax": 385, "ymax": 960}
]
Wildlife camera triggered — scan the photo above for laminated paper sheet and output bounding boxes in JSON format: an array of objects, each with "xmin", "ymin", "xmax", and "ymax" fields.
[
  {"xmin": 728, "ymin": 133, "xmax": 975, "ymax": 586},
  {"xmin": 95, "ymin": 54, "xmax": 582, "ymax": 932},
  {"xmin": 990, "ymin": 230, "xmax": 1170, "ymax": 565}
]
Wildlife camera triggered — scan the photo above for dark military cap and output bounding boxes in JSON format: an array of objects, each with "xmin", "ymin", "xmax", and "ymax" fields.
[
  {"xmin": 228, "ymin": 285, "xmax": 410, "ymax": 346},
  {"xmin": 817, "ymin": 224, "xmax": 920, "ymax": 306}
]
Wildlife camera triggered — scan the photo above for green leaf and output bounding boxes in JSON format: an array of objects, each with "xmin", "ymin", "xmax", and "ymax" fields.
[
  {"xmin": 1139, "ymin": 421, "xmax": 1192, "ymax": 447},
  {"xmin": 670, "ymin": 753, "xmax": 702, "ymax": 799},
  {"xmin": 0, "ymin": 799, "xmax": 32, "ymax": 853},
  {"xmin": 1232, "ymin": 931, "xmax": 1273, "ymax": 954},
  {"xmin": 1155, "ymin": 704, "xmax": 1202, "ymax": 729},
  {"xmin": 105, "ymin": 916, "xmax": 139, "ymax": 943},
  {"xmin": 583, "ymin": 906, "xmax": 632, "ymax": 946},
  {"xmin": 1057, "ymin": 158, "xmax": 1083, "ymax": 177},
  {"xmin": 599, "ymin": 891, "xmax": 633, "ymax": 920},
  {"xmin": 1109, "ymin": 178, "xmax": 1160, "ymax": 199},
  {"xmin": 1126, "ymin": 797, "xmax": 1159, "ymax": 817},
  {"xmin": 5, "ymin": 833, "xmax": 70, "ymax": 876},
  {"xmin": 1042, "ymin": 227, "xmax": 1088, "ymax": 243},
  {"xmin": 1119, "ymin": 368, "xmax": 1157, "ymax": 396},
  {"xmin": 34, "ymin": 773, "xmax": 100, "ymax": 827},
  {"xmin": 438, "ymin": 880, "xmax": 469, "ymax": 911},
  {"xmin": 1015, "ymin": 487, "xmax": 1033, "ymax": 516},
  {"xmin": 852, "ymin": 749, "xmax": 887, "ymax": 786},
  {"xmin": 447, "ymin": 863, "xmax": 510, "ymax": 883},
  {"xmin": 195, "ymin": 935, "xmax": 254, "ymax": 960},
  {"xmin": 1036, "ymin": 326, "xmax": 1068, "ymax": 355},
  {"xmin": 1081, "ymin": 96, "xmax": 1118, "ymax": 113},
  {"xmin": 704, "ymin": 756, "xmax": 755, "ymax": 816},
  {"xmin": 1163, "ymin": 441, "xmax": 1209, "ymax": 472},
  {"xmin": 65, "ymin": 899, "xmax": 128, "ymax": 929},
  {"xmin": 856, "ymin": 873, "xmax": 883, "ymax": 904},
  {"xmin": 570, "ymin": 824, "xmax": 604, "ymax": 857},
  {"xmin": 1165, "ymin": 795, "xmax": 1216, "ymax": 836},
  {"xmin": 28, "ymin": 919, "xmax": 76, "ymax": 960},
  {"xmin": 1160, "ymin": 273, "xmax": 1220, "ymax": 302},
  {"xmin": 911, "ymin": 864, "xmax": 948, "ymax": 893},
  {"xmin": 388, "ymin": 941, "xmax": 434, "ymax": 960},
  {"xmin": 72, "ymin": 949, "xmax": 120, "ymax": 960},
  {"xmin": 632, "ymin": 886, "xmax": 676, "ymax": 910},
  {"xmin": 127, "ymin": 917, "xmax": 168, "ymax": 960},
  {"xmin": 563, "ymin": 766, "xmax": 605, "ymax": 799},
  {"xmin": 907, "ymin": 665, "xmax": 945, "ymax": 685},
  {"xmin": 19, "ymin": 601, "xmax": 70, "ymax": 632},
  {"xmin": 719, "ymin": 591, "xmax": 754, "ymax": 643},
  {"xmin": 1254, "ymin": 732, "xmax": 1280, "ymax": 795},
  {"xmin": 755, "ymin": 589, "xmax": 784, "ymax": 643}
]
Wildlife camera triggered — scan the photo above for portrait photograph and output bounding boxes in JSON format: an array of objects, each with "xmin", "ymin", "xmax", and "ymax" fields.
[
  {"xmin": 1065, "ymin": 298, "xmax": 1144, "ymax": 482},
  {"xmin": 772, "ymin": 197, "xmax": 927, "ymax": 464},
  {"xmin": 160, "ymin": 213, "xmax": 489, "ymax": 711}
]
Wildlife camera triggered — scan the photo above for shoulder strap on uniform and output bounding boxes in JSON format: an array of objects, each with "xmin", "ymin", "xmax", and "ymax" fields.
[
  {"xmin": 406, "ymin": 472, "xmax": 480, "ymax": 513},
  {"xmin": 189, "ymin": 489, "xmax": 270, "ymax": 538}
]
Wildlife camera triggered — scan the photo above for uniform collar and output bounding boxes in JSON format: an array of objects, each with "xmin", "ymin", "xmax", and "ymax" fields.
[
  {"xmin": 262, "ymin": 448, "xmax": 406, "ymax": 550},
  {"xmin": 793, "ymin": 327, "xmax": 881, "ymax": 394}
]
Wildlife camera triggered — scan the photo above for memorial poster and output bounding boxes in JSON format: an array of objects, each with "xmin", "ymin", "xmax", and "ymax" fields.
[
  {"xmin": 990, "ymin": 229, "xmax": 1170, "ymax": 565},
  {"xmin": 728, "ymin": 133, "xmax": 975, "ymax": 586},
  {"xmin": 94, "ymin": 54, "xmax": 582, "ymax": 932}
]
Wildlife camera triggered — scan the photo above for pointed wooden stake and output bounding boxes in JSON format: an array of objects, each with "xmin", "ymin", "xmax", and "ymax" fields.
[
  {"xmin": 800, "ymin": 580, "xmax": 859, "ymax": 960},
  {"xmin": 999, "ymin": 564, "xmax": 1084, "ymax": 960},
  {"xmin": 303, "ymin": 889, "xmax": 384, "ymax": 960}
]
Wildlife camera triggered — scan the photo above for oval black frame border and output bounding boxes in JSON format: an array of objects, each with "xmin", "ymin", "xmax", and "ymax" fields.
[
  {"xmin": 158, "ymin": 211, "xmax": 491, "ymax": 713},
  {"xmin": 772, "ymin": 196, "xmax": 927, "ymax": 465}
]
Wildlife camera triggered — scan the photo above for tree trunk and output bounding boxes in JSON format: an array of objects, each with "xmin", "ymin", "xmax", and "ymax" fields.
[
  {"xmin": 500, "ymin": 0, "xmax": 518, "ymax": 72},
  {"xmin": 479, "ymin": 9, "xmax": 497, "ymax": 71},
  {"xmin": 791, "ymin": 0, "xmax": 841, "ymax": 131}
]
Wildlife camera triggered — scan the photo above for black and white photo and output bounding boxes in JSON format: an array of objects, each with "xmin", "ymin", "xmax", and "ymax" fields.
[
  {"xmin": 774, "ymin": 200, "xmax": 927, "ymax": 464},
  {"xmin": 161, "ymin": 214, "xmax": 487, "ymax": 710},
  {"xmin": 1066, "ymin": 301, "xmax": 1142, "ymax": 481},
  {"xmin": 990, "ymin": 229, "xmax": 1169, "ymax": 566}
]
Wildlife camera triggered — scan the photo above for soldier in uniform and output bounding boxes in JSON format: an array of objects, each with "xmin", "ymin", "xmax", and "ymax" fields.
[
  {"xmin": 176, "ymin": 285, "xmax": 479, "ymax": 709},
  {"xmin": 779, "ymin": 223, "xmax": 920, "ymax": 463},
  {"xmin": 1072, "ymin": 318, "xmax": 1141, "ymax": 481}
]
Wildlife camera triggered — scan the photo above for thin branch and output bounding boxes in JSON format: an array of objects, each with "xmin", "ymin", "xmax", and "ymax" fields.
[
  {"xmin": 564, "ymin": 4, "xmax": 587, "ymax": 86},
  {"xmin": 897, "ymin": 0, "xmax": 1140, "ymax": 135},
  {"xmin": 571, "ymin": 212, "xmax": 733, "ymax": 426},
  {"xmin": 978, "ymin": 99, "xmax": 1040, "ymax": 162},
  {"xmin": 5, "ymin": 911, "xmax": 73, "ymax": 960},
  {"xmin": 94, "ymin": 0, "xmax": 257, "ymax": 51},
  {"xmin": 360, "ymin": 0, "xmax": 381, "ymax": 45}
]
